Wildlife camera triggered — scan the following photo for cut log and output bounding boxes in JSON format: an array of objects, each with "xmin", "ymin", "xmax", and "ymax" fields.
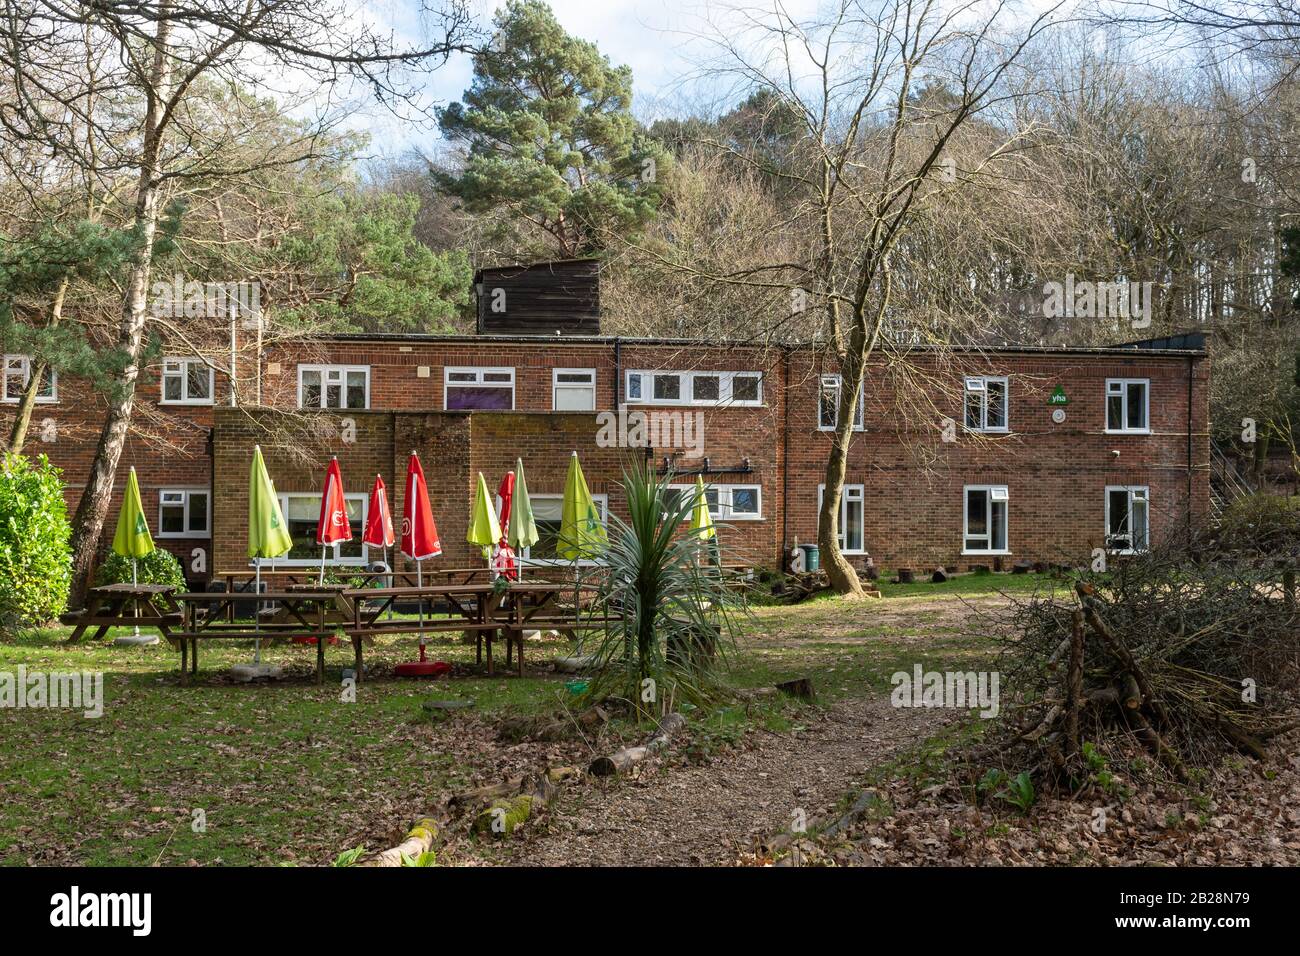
[
  {"xmin": 776, "ymin": 677, "xmax": 816, "ymax": 702},
  {"xmin": 931, "ymin": 567, "xmax": 948, "ymax": 583},
  {"xmin": 448, "ymin": 776, "xmax": 525, "ymax": 811},
  {"xmin": 553, "ymin": 654, "xmax": 595, "ymax": 674},
  {"xmin": 359, "ymin": 818, "xmax": 439, "ymax": 867},
  {"xmin": 472, "ymin": 774, "xmax": 558, "ymax": 838},
  {"xmin": 589, "ymin": 712, "xmax": 686, "ymax": 777}
]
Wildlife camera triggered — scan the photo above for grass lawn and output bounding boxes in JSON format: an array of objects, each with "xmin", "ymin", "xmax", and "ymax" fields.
[{"xmin": 0, "ymin": 573, "xmax": 1037, "ymax": 865}]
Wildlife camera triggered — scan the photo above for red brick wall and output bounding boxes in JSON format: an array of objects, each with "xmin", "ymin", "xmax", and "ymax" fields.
[{"xmin": 18, "ymin": 335, "xmax": 1211, "ymax": 577}]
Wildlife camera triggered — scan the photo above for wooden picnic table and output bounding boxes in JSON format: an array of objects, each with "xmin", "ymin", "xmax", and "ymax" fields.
[
  {"xmin": 171, "ymin": 589, "xmax": 352, "ymax": 686},
  {"xmin": 345, "ymin": 581, "xmax": 605, "ymax": 677},
  {"xmin": 63, "ymin": 584, "xmax": 182, "ymax": 644}
]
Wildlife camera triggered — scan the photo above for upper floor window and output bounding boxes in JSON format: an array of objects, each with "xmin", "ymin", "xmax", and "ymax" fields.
[
  {"xmin": 667, "ymin": 483, "xmax": 763, "ymax": 521},
  {"xmin": 161, "ymin": 357, "xmax": 214, "ymax": 405},
  {"xmin": 445, "ymin": 366, "xmax": 514, "ymax": 411},
  {"xmin": 1106, "ymin": 378, "xmax": 1149, "ymax": 433},
  {"xmin": 818, "ymin": 374, "xmax": 864, "ymax": 431},
  {"xmin": 1106, "ymin": 485, "xmax": 1149, "ymax": 553},
  {"xmin": 2, "ymin": 355, "xmax": 56, "ymax": 403},
  {"xmin": 964, "ymin": 485, "xmax": 1009, "ymax": 554},
  {"xmin": 299, "ymin": 365, "xmax": 368, "ymax": 410},
  {"xmin": 624, "ymin": 370, "xmax": 763, "ymax": 407},
  {"xmin": 964, "ymin": 376, "xmax": 1008, "ymax": 432},
  {"xmin": 817, "ymin": 483, "xmax": 865, "ymax": 553},
  {"xmin": 158, "ymin": 488, "xmax": 210, "ymax": 538},
  {"xmin": 553, "ymin": 368, "xmax": 596, "ymax": 411}
]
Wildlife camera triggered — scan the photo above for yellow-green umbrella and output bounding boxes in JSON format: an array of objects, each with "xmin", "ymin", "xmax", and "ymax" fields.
[
  {"xmin": 248, "ymin": 445, "xmax": 293, "ymax": 559},
  {"xmin": 467, "ymin": 472, "xmax": 503, "ymax": 561},
  {"xmin": 689, "ymin": 475, "xmax": 716, "ymax": 541},
  {"xmin": 508, "ymin": 457, "xmax": 539, "ymax": 552},
  {"xmin": 559, "ymin": 451, "xmax": 606, "ymax": 560},
  {"xmin": 247, "ymin": 445, "xmax": 293, "ymax": 666},
  {"xmin": 110, "ymin": 466, "xmax": 154, "ymax": 637},
  {"xmin": 111, "ymin": 466, "xmax": 155, "ymax": 559}
]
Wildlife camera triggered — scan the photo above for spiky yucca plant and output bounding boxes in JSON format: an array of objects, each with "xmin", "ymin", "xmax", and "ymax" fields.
[{"xmin": 579, "ymin": 458, "xmax": 747, "ymax": 719}]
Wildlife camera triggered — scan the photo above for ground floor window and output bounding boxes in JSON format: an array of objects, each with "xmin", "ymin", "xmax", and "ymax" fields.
[
  {"xmin": 521, "ymin": 494, "xmax": 609, "ymax": 563},
  {"xmin": 817, "ymin": 484, "xmax": 865, "ymax": 553},
  {"xmin": 1106, "ymin": 485, "xmax": 1149, "ymax": 553},
  {"xmin": 158, "ymin": 488, "xmax": 209, "ymax": 537},
  {"xmin": 666, "ymin": 483, "xmax": 762, "ymax": 520},
  {"xmin": 273, "ymin": 492, "xmax": 367, "ymax": 565},
  {"xmin": 964, "ymin": 485, "xmax": 1009, "ymax": 554}
]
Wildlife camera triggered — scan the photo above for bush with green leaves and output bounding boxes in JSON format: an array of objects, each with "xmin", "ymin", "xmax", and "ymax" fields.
[
  {"xmin": 0, "ymin": 453, "xmax": 72, "ymax": 626},
  {"xmin": 580, "ymin": 458, "xmax": 747, "ymax": 718},
  {"xmin": 95, "ymin": 547, "xmax": 186, "ymax": 591}
]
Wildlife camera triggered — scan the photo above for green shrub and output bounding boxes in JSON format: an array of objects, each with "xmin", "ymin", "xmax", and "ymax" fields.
[
  {"xmin": 0, "ymin": 453, "xmax": 72, "ymax": 626},
  {"xmin": 95, "ymin": 547, "xmax": 186, "ymax": 591}
]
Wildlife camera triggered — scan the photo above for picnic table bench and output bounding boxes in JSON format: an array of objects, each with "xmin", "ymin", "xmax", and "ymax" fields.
[
  {"xmin": 62, "ymin": 584, "xmax": 182, "ymax": 644},
  {"xmin": 171, "ymin": 589, "xmax": 354, "ymax": 685}
]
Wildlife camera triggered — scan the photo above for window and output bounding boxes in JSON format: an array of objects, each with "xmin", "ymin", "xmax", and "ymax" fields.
[
  {"xmin": 552, "ymin": 368, "xmax": 596, "ymax": 411},
  {"xmin": 275, "ymin": 492, "xmax": 367, "ymax": 565},
  {"xmin": 1106, "ymin": 378, "xmax": 1149, "ymax": 432},
  {"xmin": 964, "ymin": 485, "xmax": 1009, "ymax": 554},
  {"xmin": 624, "ymin": 370, "xmax": 763, "ymax": 407},
  {"xmin": 817, "ymin": 484, "xmax": 865, "ymax": 553},
  {"xmin": 964, "ymin": 375, "xmax": 1008, "ymax": 432},
  {"xmin": 2, "ymin": 355, "xmax": 56, "ymax": 403},
  {"xmin": 818, "ymin": 374, "xmax": 864, "ymax": 431},
  {"xmin": 666, "ymin": 483, "xmax": 763, "ymax": 521},
  {"xmin": 522, "ymin": 494, "xmax": 609, "ymax": 563},
  {"xmin": 161, "ymin": 357, "xmax": 214, "ymax": 405},
  {"xmin": 1106, "ymin": 486, "xmax": 1149, "ymax": 553},
  {"xmin": 299, "ymin": 365, "xmax": 369, "ymax": 410},
  {"xmin": 158, "ymin": 489, "xmax": 209, "ymax": 537},
  {"xmin": 445, "ymin": 367, "xmax": 514, "ymax": 411}
]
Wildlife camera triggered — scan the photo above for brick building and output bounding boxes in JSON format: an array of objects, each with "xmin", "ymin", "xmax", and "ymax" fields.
[{"xmin": 4, "ymin": 263, "xmax": 1211, "ymax": 582}]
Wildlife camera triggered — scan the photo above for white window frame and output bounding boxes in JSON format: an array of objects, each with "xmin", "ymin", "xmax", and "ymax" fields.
[
  {"xmin": 667, "ymin": 483, "xmax": 763, "ymax": 521},
  {"xmin": 963, "ymin": 375, "xmax": 1009, "ymax": 433},
  {"xmin": 519, "ymin": 493, "xmax": 609, "ymax": 566},
  {"xmin": 818, "ymin": 374, "xmax": 865, "ymax": 431},
  {"xmin": 1, "ymin": 354, "xmax": 56, "ymax": 403},
  {"xmin": 157, "ymin": 487, "xmax": 210, "ymax": 538},
  {"xmin": 271, "ymin": 491, "xmax": 368, "ymax": 566},
  {"xmin": 624, "ymin": 370, "xmax": 763, "ymax": 407},
  {"xmin": 963, "ymin": 484, "xmax": 1010, "ymax": 555},
  {"xmin": 1105, "ymin": 485, "xmax": 1150, "ymax": 554},
  {"xmin": 298, "ymin": 364, "xmax": 370, "ymax": 410},
  {"xmin": 1105, "ymin": 378, "xmax": 1150, "ymax": 433},
  {"xmin": 444, "ymin": 366, "xmax": 515, "ymax": 411},
  {"xmin": 817, "ymin": 483, "xmax": 865, "ymax": 554},
  {"xmin": 552, "ymin": 368, "xmax": 596, "ymax": 411},
  {"xmin": 160, "ymin": 356, "xmax": 215, "ymax": 405}
]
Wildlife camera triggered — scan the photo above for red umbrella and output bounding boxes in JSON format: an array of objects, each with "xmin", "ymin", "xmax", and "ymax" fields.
[
  {"xmin": 315, "ymin": 456, "xmax": 351, "ymax": 584},
  {"xmin": 494, "ymin": 471, "xmax": 518, "ymax": 581},
  {"xmin": 400, "ymin": 452, "xmax": 440, "ymax": 561},
  {"xmin": 395, "ymin": 451, "xmax": 445, "ymax": 678},
  {"xmin": 364, "ymin": 474, "xmax": 395, "ymax": 549}
]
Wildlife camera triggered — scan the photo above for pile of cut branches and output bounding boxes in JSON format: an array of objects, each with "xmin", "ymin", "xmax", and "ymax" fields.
[{"xmin": 977, "ymin": 508, "xmax": 1300, "ymax": 790}]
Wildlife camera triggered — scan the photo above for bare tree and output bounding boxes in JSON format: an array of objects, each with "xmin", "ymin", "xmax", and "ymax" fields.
[{"xmin": 0, "ymin": 0, "xmax": 475, "ymax": 605}]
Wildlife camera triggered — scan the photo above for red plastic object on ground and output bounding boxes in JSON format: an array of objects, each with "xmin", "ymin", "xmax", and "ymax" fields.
[
  {"xmin": 393, "ymin": 642, "xmax": 452, "ymax": 678},
  {"xmin": 292, "ymin": 635, "xmax": 341, "ymax": 646}
]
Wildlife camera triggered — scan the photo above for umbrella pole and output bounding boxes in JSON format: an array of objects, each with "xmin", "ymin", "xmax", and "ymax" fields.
[
  {"xmin": 254, "ymin": 558, "xmax": 262, "ymax": 666},
  {"xmin": 319, "ymin": 545, "xmax": 326, "ymax": 586},
  {"xmin": 132, "ymin": 558, "xmax": 140, "ymax": 637},
  {"xmin": 417, "ymin": 560, "xmax": 425, "ymax": 663}
]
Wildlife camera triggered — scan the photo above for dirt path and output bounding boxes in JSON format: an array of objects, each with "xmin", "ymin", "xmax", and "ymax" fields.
[{"xmin": 491, "ymin": 694, "xmax": 951, "ymax": 866}]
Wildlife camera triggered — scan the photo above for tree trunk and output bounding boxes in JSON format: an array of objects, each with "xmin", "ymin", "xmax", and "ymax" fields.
[
  {"xmin": 67, "ymin": 13, "xmax": 174, "ymax": 608},
  {"xmin": 818, "ymin": 344, "xmax": 865, "ymax": 597},
  {"xmin": 8, "ymin": 277, "xmax": 68, "ymax": 455}
]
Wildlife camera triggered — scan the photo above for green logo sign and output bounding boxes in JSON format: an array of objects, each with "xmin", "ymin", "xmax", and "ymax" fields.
[
  {"xmin": 135, "ymin": 513, "xmax": 148, "ymax": 535},
  {"xmin": 1047, "ymin": 386, "xmax": 1069, "ymax": 406}
]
